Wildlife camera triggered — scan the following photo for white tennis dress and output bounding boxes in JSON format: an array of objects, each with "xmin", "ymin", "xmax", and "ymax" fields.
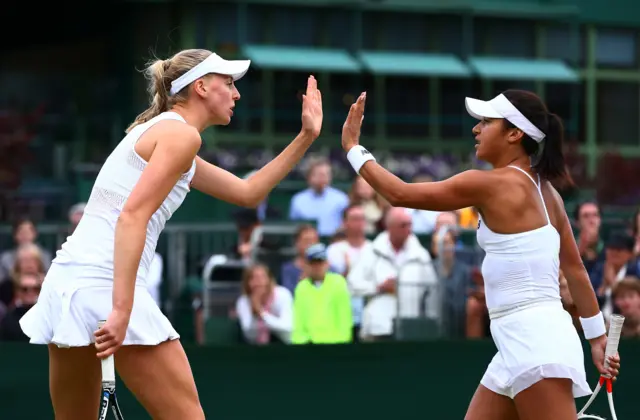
[
  {"xmin": 477, "ymin": 165, "xmax": 592, "ymax": 399},
  {"xmin": 20, "ymin": 111, "xmax": 195, "ymax": 348}
]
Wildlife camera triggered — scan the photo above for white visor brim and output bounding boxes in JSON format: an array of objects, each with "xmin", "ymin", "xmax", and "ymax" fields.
[{"xmin": 465, "ymin": 97, "xmax": 504, "ymax": 120}]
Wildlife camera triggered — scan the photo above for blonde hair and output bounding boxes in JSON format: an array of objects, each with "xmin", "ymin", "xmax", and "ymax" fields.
[
  {"xmin": 240, "ymin": 263, "xmax": 275, "ymax": 296},
  {"xmin": 11, "ymin": 243, "xmax": 46, "ymax": 285},
  {"xmin": 126, "ymin": 49, "xmax": 213, "ymax": 133}
]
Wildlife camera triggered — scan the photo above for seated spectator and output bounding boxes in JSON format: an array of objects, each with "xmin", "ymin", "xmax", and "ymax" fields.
[
  {"xmin": 280, "ymin": 224, "xmax": 319, "ymax": 295},
  {"xmin": 0, "ymin": 243, "xmax": 47, "ymax": 307},
  {"xmin": 236, "ymin": 263, "xmax": 293, "ymax": 345},
  {"xmin": 289, "ymin": 157, "xmax": 349, "ymax": 236},
  {"xmin": 404, "ymin": 174, "xmax": 440, "ymax": 235},
  {"xmin": 465, "ymin": 267, "xmax": 489, "ymax": 339},
  {"xmin": 0, "ymin": 218, "xmax": 51, "ymax": 282},
  {"xmin": 68, "ymin": 202, "xmax": 86, "ymax": 235},
  {"xmin": 592, "ymin": 234, "xmax": 639, "ymax": 320},
  {"xmin": 0, "ymin": 272, "xmax": 42, "ymax": 341},
  {"xmin": 348, "ymin": 176, "xmax": 385, "ymax": 235},
  {"xmin": 574, "ymin": 200, "xmax": 604, "ymax": 276},
  {"xmin": 431, "ymin": 228, "xmax": 472, "ymax": 338},
  {"xmin": 327, "ymin": 204, "xmax": 372, "ymax": 340},
  {"xmin": 612, "ymin": 277, "xmax": 640, "ymax": 338},
  {"xmin": 292, "ymin": 244, "xmax": 352, "ymax": 345},
  {"xmin": 348, "ymin": 207, "xmax": 438, "ymax": 341}
]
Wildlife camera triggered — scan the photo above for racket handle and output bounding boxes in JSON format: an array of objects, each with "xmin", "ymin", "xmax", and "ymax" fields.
[
  {"xmin": 604, "ymin": 315, "xmax": 624, "ymax": 368},
  {"xmin": 97, "ymin": 320, "xmax": 116, "ymax": 384}
]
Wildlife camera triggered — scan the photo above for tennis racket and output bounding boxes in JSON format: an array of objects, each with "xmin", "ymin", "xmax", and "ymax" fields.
[
  {"xmin": 97, "ymin": 321, "xmax": 125, "ymax": 420},
  {"xmin": 577, "ymin": 314, "xmax": 625, "ymax": 420}
]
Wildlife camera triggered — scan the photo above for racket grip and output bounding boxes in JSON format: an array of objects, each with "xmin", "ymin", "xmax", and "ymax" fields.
[
  {"xmin": 604, "ymin": 314, "xmax": 625, "ymax": 370},
  {"xmin": 97, "ymin": 320, "xmax": 116, "ymax": 383}
]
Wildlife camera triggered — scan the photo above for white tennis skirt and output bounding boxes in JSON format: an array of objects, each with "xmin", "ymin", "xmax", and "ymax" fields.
[
  {"xmin": 20, "ymin": 262, "xmax": 180, "ymax": 348},
  {"xmin": 481, "ymin": 300, "xmax": 592, "ymax": 399}
]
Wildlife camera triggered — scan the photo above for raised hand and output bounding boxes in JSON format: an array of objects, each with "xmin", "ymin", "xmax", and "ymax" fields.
[
  {"xmin": 301, "ymin": 75, "xmax": 323, "ymax": 139},
  {"xmin": 342, "ymin": 92, "xmax": 366, "ymax": 152}
]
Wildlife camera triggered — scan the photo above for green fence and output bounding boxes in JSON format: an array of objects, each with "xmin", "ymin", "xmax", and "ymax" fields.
[{"xmin": 2, "ymin": 340, "xmax": 638, "ymax": 419}]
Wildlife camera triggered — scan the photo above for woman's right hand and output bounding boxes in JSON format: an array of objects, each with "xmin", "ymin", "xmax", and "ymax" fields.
[{"xmin": 300, "ymin": 75, "xmax": 323, "ymax": 139}]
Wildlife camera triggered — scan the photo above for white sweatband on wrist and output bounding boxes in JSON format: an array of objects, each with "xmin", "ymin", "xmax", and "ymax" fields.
[
  {"xmin": 579, "ymin": 312, "xmax": 606, "ymax": 340},
  {"xmin": 347, "ymin": 145, "xmax": 376, "ymax": 174}
]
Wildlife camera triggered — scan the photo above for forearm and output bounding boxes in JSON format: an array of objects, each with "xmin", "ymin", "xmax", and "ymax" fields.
[
  {"xmin": 564, "ymin": 266, "xmax": 601, "ymax": 319},
  {"xmin": 358, "ymin": 161, "xmax": 407, "ymax": 206},
  {"xmin": 113, "ymin": 213, "xmax": 147, "ymax": 315},
  {"xmin": 246, "ymin": 131, "xmax": 314, "ymax": 204}
]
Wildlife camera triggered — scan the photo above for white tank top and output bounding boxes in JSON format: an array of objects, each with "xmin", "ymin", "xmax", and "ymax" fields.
[
  {"xmin": 476, "ymin": 166, "xmax": 561, "ymax": 315},
  {"xmin": 54, "ymin": 112, "xmax": 196, "ymax": 286}
]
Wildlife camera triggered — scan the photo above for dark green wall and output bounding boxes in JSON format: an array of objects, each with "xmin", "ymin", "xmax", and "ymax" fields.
[{"xmin": 2, "ymin": 340, "xmax": 638, "ymax": 419}]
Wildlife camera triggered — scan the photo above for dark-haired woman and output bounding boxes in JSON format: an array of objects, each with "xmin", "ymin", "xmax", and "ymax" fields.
[{"xmin": 340, "ymin": 90, "xmax": 621, "ymax": 419}]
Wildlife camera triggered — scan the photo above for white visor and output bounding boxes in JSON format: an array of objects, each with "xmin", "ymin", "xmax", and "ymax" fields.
[
  {"xmin": 465, "ymin": 94, "xmax": 546, "ymax": 143},
  {"xmin": 170, "ymin": 53, "xmax": 251, "ymax": 96}
]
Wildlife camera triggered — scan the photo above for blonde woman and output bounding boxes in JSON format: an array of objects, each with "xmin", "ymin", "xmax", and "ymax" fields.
[
  {"xmin": 235, "ymin": 264, "xmax": 293, "ymax": 345},
  {"xmin": 0, "ymin": 243, "xmax": 46, "ymax": 306},
  {"xmin": 19, "ymin": 49, "xmax": 323, "ymax": 419},
  {"xmin": 348, "ymin": 176, "xmax": 386, "ymax": 234}
]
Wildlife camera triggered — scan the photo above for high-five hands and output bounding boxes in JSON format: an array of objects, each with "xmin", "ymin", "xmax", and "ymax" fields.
[
  {"xmin": 342, "ymin": 92, "xmax": 367, "ymax": 152},
  {"xmin": 301, "ymin": 75, "xmax": 323, "ymax": 139}
]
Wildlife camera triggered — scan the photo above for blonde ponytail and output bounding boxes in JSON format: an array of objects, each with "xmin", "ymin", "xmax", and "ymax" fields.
[{"xmin": 126, "ymin": 49, "xmax": 213, "ymax": 133}]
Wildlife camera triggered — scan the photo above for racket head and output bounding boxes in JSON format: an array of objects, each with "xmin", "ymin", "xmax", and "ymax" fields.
[
  {"xmin": 98, "ymin": 389, "xmax": 111, "ymax": 420},
  {"xmin": 110, "ymin": 391, "xmax": 125, "ymax": 420},
  {"xmin": 577, "ymin": 415, "xmax": 608, "ymax": 419}
]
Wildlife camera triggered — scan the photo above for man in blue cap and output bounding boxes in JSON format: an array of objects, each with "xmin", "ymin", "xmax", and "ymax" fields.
[{"xmin": 291, "ymin": 243, "xmax": 353, "ymax": 344}]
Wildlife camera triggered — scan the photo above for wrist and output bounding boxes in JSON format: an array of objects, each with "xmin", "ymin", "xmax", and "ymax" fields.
[
  {"xmin": 579, "ymin": 311, "xmax": 606, "ymax": 340},
  {"xmin": 346, "ymin": 145, "xmax": 376, "ymax": 174}
]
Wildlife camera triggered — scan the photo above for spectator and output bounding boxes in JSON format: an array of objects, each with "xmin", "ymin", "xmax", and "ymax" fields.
[
  {"xmin": 236, "ymin": 263, "xmax": 293, "ymax": 345},
  {"xmin": 0, "ymin": 218, "xmax": 51, "ymax": 282},
  {"xmin": 0, "ymin": 243, "xmax": 47, "ymax": 307},
  {"xmin": 291, "ymin": 243, "xmax": 352, "ymax": 344},
  {"xmin": 465, "ymin": 267, "xmax": 488, "ymax": 339},
  {"xmin": 0, "ymin": 272, "xmax": 41, "ymax": 342},
  {"xmin": 574, "ymin": 200, "xmax": 604, "ymax": 275},
  {"xmin": 431, "ymin": 227, "xmax": 473, "ymax": 338},
  {"xmin": 404, "ymin": 174, "xmax": 440, "ymax": 235},
  {"xmin": 327, "ymin": 204, "xmax": 372, "ymax": 340},
  {"xmin": 348, "ymin": 207, "xmax": 438, "ymax": 341},
  {"xmin": 280, "ymin": 224, "xmax": 319, "ymax": 295},
  {"xmin": 457, "ymin": 207, "xmax": 479, "ymax": 230},
  {"xmin": 592, "ymin": 234, "xmax": 639, "ymax": 321},
  {"xmin": 612, "ymin": 277, "xmax": 640, "ymax": 338},
  {"xmin": 348, "ymin": 176, "xmax": 385, "ymax": 235},
  {"xmin": 68, "ymin": 202, "xmax": 86, "ymax": 235},
  {"xmin": 632, "ymin": 207, "xmax": 640, "ymax": 257},
  {"xmin": 289, "ymin": 158, "xmax": 349, "ymax": 236}
]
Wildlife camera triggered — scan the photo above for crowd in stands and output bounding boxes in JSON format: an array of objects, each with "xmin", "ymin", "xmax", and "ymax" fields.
[{"xmin": 1, "ymin": 158, "xmax": 639, "ymax": 347}]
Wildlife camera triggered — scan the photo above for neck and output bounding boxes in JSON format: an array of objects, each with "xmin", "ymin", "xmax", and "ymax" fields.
[
  {"xmin": 294, "ymin": 256, "xmax": 305, "ymax": 268},
  {"xmin": 346, "ymin": 235, "xmax": 365, "ymax": 247},
  {"xmin": 170, "ymin": 104, "xmax": 211, "ymax": 133},
  {"xmin": 390, "ymin": 240, "xmax": 404, "ymax": 252},
  {"xmin": 492, "ymin": 154, "xmax": 530, "ymax": 171}
]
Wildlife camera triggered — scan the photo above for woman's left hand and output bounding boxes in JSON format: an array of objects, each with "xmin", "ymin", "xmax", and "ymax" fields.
[{"xmin": 342, "ymin": 92, "xmax": 366, "ymax": 152}]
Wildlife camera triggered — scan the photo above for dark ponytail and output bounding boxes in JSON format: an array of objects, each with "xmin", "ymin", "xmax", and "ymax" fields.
[{"xmin": 502, "ymin": 90, "xmax": 574, "ymax": 189}]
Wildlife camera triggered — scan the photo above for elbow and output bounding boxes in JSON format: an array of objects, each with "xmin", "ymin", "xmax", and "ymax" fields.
[
  {"xmin": 117, "ymin": 210, "xmax": 148, "ymax": 230},
  {"xmin": 240, "ymin": 181, "xmax": 266, "ymax": 208},
  {"xmin": 385, "ymin": 183, "xmax": 409, "ymax": 207}
]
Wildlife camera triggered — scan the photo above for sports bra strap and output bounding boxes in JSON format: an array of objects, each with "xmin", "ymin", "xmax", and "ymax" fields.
[{"xmin": 506, "ymin": 165, "xmax": 551, "ymax": 225}]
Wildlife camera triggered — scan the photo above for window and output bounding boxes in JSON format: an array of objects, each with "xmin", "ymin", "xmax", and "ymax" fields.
[
  {"xmin": 440, "ymin": 79, "xmax": 483, "ymax": 139},
  {"xmin": 211, "ymin": 3, "xmax": 239, "ymax": 49},
  {"xmin": 229, "ymin": 67, "xmax": 263, "ymax": 133},
  {"xmin": 597, "ymin": 82, "xmax": 639, "ymax": 145},
  {"xmin": 544, "ymin": 82, "xmax": 585, "ymax": 143},
  {"xmin": 326, "ymin": 9, "xmax": 355, "ymax": 50},
  {"xmin": 596, "ymin": 29, "xmax": 638, "ymax": 68},
  {"xmin": 362, "ymin": 12, "xmax": 428, "ymax": 52},
  {"xmin": 474, "ymin": 18, "xmax": 536, "ymax": 58},
  {"xmin": 273, "ymin": 71, "xmax": 309, "ymax": 134},
  {"xmin": 428, "ymin": 14, "xmax": 464, "ymax": 55},
  {"xmin": 544, "ymin": 23, "xmax": 585, "ymax": 66},
  {"xmin": 328, "ymin": 74, "xmax": 376, "ymax": 137},
  {"xmin": 271, "ymin": 6, "xmax": 323, "ymax": 47},
  {"xmin": 386, "ymin": 77, "xmax": 430, "ymax": 138},
  {"xmin": 245, "ymin": 4, "xmax": 268, "ymax": 44}
]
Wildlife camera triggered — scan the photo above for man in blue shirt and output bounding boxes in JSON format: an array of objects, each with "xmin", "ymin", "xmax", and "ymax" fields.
[{"xmin": 289, "ymin": 158, "xmax": 349, "ymax": 236}]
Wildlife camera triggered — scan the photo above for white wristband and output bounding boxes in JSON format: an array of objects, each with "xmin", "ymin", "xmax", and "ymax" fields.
[
  {"xmin": 347, "ymin": 145, "xmax": 376, "ymax": 174},
  {"xmin": 579, "ymin": 311, "xmax": 606, "ymax": 340}
]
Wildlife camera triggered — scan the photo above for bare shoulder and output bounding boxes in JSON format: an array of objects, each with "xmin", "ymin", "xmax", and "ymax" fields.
[
  {"xmin": 541, "ymin": 180, "xmax": 567, "ymax": 224},
  {"xmin": 151, "ymin": 119, "xmax": 201, "ymax": 149}
]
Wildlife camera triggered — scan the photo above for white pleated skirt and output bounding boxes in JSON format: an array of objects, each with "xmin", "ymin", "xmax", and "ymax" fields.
[
  {"xmin": 481, "ymin": 300, "xmax": 592, "ymax": 399},
  {"xmin": 20, "ymin": 262, "xmax": 180, "ymax": 348}
]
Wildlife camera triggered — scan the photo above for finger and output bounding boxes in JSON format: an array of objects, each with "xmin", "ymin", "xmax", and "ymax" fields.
[
  {"xmin": 94, "ymin": 327, "xmax": 109, "ymax": 338},
  {"xmin": 306, "ymin": 75, "xmax": 316, "ymax": 97},
  {"xmin": 96, "ymin": 346, "xmax": 117, "ymax": 359},
  {"xmin": 316, "ymin": 89, "xmax": 322, "ymax": 104}
]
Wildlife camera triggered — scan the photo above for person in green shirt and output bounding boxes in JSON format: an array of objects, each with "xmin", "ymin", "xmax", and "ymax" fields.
[{"xmin": 292, "ymin": 243, "xmax": 353, "ymax": 344}]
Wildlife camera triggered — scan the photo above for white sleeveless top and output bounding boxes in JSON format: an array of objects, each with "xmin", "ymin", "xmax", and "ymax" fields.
[
  {"xmin": 54, "ymin": 112, "xmax": 196, "ymax": 286},
  {"xmin": 476, "ymin": 166, "xmax": 561, "ymax": 315}
]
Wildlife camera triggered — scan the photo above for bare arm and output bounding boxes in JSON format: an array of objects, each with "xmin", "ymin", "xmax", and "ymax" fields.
[
  {"xmin": 191, "ymin": 131, "xmax": 314, "ymax": 207},
  {"xmin": 554, "ymin": 189, "xmax": 601, "ymax": 321},
  {"xmin": 191, "ymin": 75, "xmax": 323, "ymax": 208},
  {"xmin": 358, "ymin": 164, "xmax": 494, "ymax": 211},
  {"xmin": 113, "ymin": 125, "xmax": 201, "ymax": 316}
]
